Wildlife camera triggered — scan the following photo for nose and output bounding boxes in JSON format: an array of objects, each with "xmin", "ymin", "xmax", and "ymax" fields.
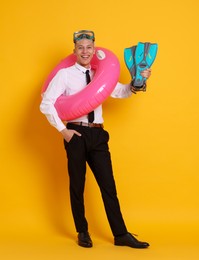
[{"xmin": 82, "ymin": 47, "xmax": 87, "ymax": 53}]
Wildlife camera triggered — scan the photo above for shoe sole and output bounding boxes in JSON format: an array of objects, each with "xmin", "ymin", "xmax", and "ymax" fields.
[
  {"xmin": 78, "ymin": 242, "xmax": 93, "ymax": 248},
  {"xmin": 114, "ymin": 242, "xmax": 149, "ymax": 249}
]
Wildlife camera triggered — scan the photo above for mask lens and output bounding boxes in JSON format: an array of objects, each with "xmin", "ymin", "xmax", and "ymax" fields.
[{"xmin": 74, "ymin": 30, "xmax": 95, "ymax": 42}]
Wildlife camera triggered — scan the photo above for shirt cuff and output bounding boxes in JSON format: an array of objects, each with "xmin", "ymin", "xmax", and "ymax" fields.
[{"xmin": 57, "ymin": 123, "xmax": 67, "ymax": 132}]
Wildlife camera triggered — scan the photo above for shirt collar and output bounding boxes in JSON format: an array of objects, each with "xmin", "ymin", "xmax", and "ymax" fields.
[{"xmin": 75, "ymin": 62, "xmax": 91, "ymax": 74}]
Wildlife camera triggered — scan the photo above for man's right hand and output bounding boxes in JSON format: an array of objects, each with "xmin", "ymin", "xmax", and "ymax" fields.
[{"xmin": 61, "ymin": 128, "xmax": 81, "ymax": 143}]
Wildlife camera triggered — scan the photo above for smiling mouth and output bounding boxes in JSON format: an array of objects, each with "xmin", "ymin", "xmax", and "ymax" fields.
[{"xmin": 81, "ymin": 55, "xmax": 89, "ymax": 59}]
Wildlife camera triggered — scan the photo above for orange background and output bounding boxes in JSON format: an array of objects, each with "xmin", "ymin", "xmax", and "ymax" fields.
[{"xmin": 1, "ymin": 0, "xmax": 199, "ymax": 259}]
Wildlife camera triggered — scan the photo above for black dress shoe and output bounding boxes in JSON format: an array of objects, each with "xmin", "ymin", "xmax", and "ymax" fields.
[
  {"xmin": 78, "ymin": 232, "xmax": 93, "ymax": 248},
  {"xmin": 114, "ymin": 232, "xmax": 149, "ymax": 248}
]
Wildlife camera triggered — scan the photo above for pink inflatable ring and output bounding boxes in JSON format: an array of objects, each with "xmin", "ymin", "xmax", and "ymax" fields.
[{"xmin": 42, "ymin": 47, "xmax": 120, "ymax": 121}]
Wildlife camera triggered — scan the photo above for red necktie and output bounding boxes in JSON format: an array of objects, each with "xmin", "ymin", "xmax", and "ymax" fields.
[{"xmin": 86, "ymin": 70, "xmax": 94, "ymax": 123}]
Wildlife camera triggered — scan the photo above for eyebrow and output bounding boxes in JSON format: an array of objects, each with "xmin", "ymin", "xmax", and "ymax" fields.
[{"xmin": 76, "ymin": 44, "xmax": 93, "ymax": 47}]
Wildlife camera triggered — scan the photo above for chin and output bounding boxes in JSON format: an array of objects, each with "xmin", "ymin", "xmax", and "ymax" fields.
[{"xmin": 80, "ymin": 62, "xmax": 90, "ymax": 68}]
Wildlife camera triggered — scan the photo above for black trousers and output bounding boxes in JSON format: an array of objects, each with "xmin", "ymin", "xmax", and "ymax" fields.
[{"xmin": 64, "ymin": 123, "xmax": 127, "ymax": 237}]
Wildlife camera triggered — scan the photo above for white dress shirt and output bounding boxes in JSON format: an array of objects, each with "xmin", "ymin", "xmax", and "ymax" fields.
[{"xmin": 40, "ymin": 63, "xmax": 133, "ymax": 131}]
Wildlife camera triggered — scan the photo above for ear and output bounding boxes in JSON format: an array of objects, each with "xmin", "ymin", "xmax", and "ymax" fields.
[{"xmin": 73, "ymin": 48, "xmax": 76, "ymax": 55}]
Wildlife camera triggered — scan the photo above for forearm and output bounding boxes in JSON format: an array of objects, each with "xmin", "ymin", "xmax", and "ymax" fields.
[
  {"xmin": 111, "ymin": 82, "xmax": 133, "ymax": 98},
  {"xmin": 40, "ymin": 100, "xmax": 66, "ymax": 132}
]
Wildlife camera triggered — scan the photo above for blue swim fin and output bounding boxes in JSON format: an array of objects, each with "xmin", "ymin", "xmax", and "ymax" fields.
[
  {"xmin": 124, "ymin": 42, "xmax": 158, "ymax": 91},
  {"xmin": 124, "ymin": 45, "xmax": 136, "ymax": 80},
  {"xmin": 133, "ymin": 42, "xmax": 158, "ymax": 88}
]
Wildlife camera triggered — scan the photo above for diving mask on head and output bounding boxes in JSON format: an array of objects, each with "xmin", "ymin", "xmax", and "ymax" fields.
[{"xmin": 73, "ymin": 30, "xmax": 95, "ymax": 43}]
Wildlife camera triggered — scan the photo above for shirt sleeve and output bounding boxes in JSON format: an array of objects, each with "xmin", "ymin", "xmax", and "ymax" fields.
[
  {"xmin": 40, "ymin": 70, "xmax": 67, "ymax": 132},
  {"xmin": 111, "ymin": 82, "xmax": 133, "ymax": 98}
]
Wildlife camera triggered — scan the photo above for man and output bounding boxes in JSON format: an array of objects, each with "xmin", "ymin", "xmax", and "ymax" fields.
[{"xmin": 40, "ymin": 30, "xmax": 151, "ymax": 248}]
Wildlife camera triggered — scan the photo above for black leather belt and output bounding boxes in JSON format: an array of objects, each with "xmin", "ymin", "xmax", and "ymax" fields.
[{"xmin": 68, "ymin": 122, "xmax": 104, "ymax": 128}]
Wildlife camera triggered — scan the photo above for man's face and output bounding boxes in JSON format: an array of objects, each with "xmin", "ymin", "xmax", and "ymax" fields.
[{"xmin": 74, "ymin": 39, "xmax": 95, "ymax": 68}]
